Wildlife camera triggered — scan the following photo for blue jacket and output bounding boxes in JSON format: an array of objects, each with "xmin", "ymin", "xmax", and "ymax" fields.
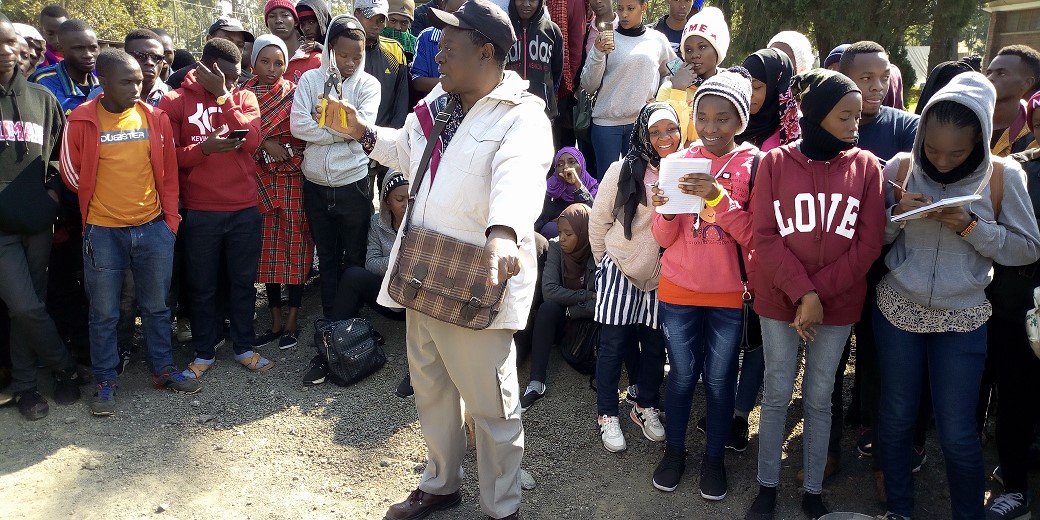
[{"xmin": 30, "ymin": 61, "xmax": 98, "ymax": 116}]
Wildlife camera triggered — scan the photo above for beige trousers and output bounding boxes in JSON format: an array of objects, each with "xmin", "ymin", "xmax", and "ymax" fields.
[{"xmin": 406, "ymin": 310, "xmax": 524, "ymax": 518}]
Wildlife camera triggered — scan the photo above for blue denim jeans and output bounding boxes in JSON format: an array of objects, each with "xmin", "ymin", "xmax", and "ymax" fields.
[
  {"xmin": 82, "ymin": 219, "xmax": 176, "ymax": 383},
  {"xmin": 873, "ymin": 305, "xmax": 985, "ymax": 520},
  {"xmin": 590, "ymin": 123, "xmax": 633, "ymax": 180},
  {"xmin": 182, "ymin": 208, "xmax": 261, "ymax": 358},
  {"xmin": 596, "ymin": 323, "xmax": 665, "ymax": 417},
  {"xmin": 757, "ymin": 316, "xmax": 850, "ymax": 495},
  {"xmin": 660, "ymin": 303, "xmax": 743, "ymax": 456}
]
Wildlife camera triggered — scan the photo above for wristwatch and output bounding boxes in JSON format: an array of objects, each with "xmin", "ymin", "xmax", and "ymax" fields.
[{"xmin": 216, "ymin": 91, "xmax": 230, "ymax": 105}]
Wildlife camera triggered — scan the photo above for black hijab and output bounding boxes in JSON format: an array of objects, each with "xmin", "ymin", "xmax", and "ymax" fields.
[
  {"xmin": 737, "ymin": 49, "xmax": 796, "ymax": 147},
  {"xmin": 915, "ymin": 56, "xmax": 981, "ymax": 116},
  {"xmin": 613, "ymin": 102, "xmax": 677, "ymax": 239}
]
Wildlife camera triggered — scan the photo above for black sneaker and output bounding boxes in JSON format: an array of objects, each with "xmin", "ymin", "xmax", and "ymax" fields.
[
  {"xmin": 115, "ymin": 349, "xmax": 131, "ymax": 375},
  {"xmin": 857, "ymin": 427, "xmax": 874, "ymax": 456},
  {"xmin": 90, "ymin": 381, "xmax": 117, "ymax": 417},
  {"xmin": 801, "ymin": 491, "xmax": 830, "ymax": 520},
  {"xmin": 653, "ymin": 445, "xmax": 687, "ymax": 492},
  {"xmin": 14, "ymin": 390, "xmax": 49, "ymax": 421},
  {"xmin": 53, "ymin": 369, "xmax": 82, "ymax": 405},
  {"xmin": 278, "ymin": 330, "xmax": 298, "ymax": 350},
  {"xmin": 624, "ymin": 384, "xmax": 639, "ymax": 405},
  {"xmin": 728, "ymin": 416, "xmax": 750, "ymax": 452},
  {"xmin": 911, "ymin": 445, "xmax": 927, "ymax": 473},
  {"xmin": 745, "ymin": 485, "xmax": 777, "ymax": 520},
  {"xmin": 302, "ymin": 356, "xmax": 327, "ymax": 386},
  {"xmin": 699, "ymin": 455, "xmax": 728, "ymax": 500},
  {"xmin": 253, "ymin": 329, "xmax": 281, "ymax": 348},
  {"xmin": 520, "ymin": 384, "xmax": 544, "ymax": 412},
  {"xmin": 395, "ymin": 373, "xmax": 414, "ymax": 398}
]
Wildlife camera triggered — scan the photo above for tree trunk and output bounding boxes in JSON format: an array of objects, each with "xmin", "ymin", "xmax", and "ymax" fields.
[{"xmin": 928, "ymin": 0, "xmax": 980, "ymax": 72}]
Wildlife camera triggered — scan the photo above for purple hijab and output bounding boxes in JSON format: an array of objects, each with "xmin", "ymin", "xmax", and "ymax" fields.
[{"xmin": 547, "ymin": 147, "xmax": 599, "ymax": 201}]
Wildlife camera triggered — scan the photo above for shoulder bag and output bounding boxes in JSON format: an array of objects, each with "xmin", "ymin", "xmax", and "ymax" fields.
[{"xmin": 386, "ymin": 97, "xmax": 507, "ymax": 330}]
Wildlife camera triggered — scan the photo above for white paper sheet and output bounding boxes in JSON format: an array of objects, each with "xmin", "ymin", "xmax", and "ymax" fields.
[
  {"xmin": 890, "ymin": 194, "xmax": 982, "ymax": 222},
  {"xmin": 655, "ymin": 157, "xmax": 712, "ymax": 215}
]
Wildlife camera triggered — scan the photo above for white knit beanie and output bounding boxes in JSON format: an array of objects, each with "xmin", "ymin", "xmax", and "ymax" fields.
[
  {"xmin": 680, "ymin": 6, "xmax": 730, "ymax": 65},
  {"xmin": 692, "ymin": 67, "xmax": 753, "ymax": 134},
  {"xmin": 768, "ymin": 31, "xmax": 816, "ymax": 75}
]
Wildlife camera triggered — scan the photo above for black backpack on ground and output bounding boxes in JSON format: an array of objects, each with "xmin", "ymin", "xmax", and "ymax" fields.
[{"xmin": 313, "ymin": 318, "xmax": 387, "ymax": 386}]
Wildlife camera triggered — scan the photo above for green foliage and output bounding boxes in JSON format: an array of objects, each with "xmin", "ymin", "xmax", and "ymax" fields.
[{"xmin": 6, "ymin": 0, "xmax": 173, "ymax": 42}]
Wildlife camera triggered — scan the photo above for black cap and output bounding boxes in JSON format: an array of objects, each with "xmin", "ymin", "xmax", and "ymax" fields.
[
  {"xmin": 427, "ymin": 0, "xmax": 516, "ymax": 54},
  {"xmin": 208, "ymin": 17, "xmax": 256, "ymax": 43}
]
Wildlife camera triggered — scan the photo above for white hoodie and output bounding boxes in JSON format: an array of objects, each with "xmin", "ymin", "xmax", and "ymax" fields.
[{"xmin": 290, "ymin": 15, "xmax": 381, "ymax": 187}]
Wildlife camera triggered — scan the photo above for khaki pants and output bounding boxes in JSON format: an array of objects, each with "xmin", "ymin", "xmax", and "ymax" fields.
[{"xmin": 407, "ymin": 310, "xmax": 524, "ymax": 518}]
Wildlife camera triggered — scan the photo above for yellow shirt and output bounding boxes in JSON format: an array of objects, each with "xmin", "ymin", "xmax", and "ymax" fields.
[
  {"xmin": 87, "ymin": 104, "xmax": 161, "ymax": 227},
  {"xmin": 656, "ymin": 81, "xmax": 699, "ymax": 148}
]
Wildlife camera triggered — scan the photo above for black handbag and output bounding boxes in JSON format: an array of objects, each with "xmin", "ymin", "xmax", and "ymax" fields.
[
  {"xmin": 736, "ymin": 153, "xmax": 763, "ymax": 352},
  {"xmin": 573, "ymin": 27, "xmax": 606, "ymax": 142},
  {"xmin": 313, "ymin": 318, "xmax": 387, "ymax": 386},
  {"xmin": 560, "ymin": 318, "xmax": 599, "ymax": 375}
]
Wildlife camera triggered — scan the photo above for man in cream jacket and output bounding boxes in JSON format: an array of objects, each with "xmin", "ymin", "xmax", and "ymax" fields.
[{"xmin": 325, "ymin": 1, "xmax": 552, "ymax": 519}]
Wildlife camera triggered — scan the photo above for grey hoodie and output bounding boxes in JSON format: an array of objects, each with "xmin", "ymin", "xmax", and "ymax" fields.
[
  {"xmin": 881, "ymin": 72, "xmax": 1040, "ymax": 310},
  {"xmin": 290, "ymin": 15, "xmax": 381, "ymax": 187}
]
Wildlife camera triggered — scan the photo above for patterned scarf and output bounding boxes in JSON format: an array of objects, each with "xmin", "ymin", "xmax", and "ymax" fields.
[
  {"xmin": 737, "ymin": 49, "xmax": 800, "ymax": 147},
  {"xmin": 243, "ymin": 76, "xmax": 305, "ymax": 177},
  {"xmin": 614, "ymin": 102, "xmax": 676, "ymax": 239},
  {"xmin": 414, "ymin": 93, "xmax": 466, "ymax": 182},
  {"xmin": 547, "ymin": 0, "xmax": 571, "ymax": 94}
]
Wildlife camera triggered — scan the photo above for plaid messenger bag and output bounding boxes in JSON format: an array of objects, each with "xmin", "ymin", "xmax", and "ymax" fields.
[{"xmin": 386, "ymin": 97, "xmax": 505, "ymax": 330}]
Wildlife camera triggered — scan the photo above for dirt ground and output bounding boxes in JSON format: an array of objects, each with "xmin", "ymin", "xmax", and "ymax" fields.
[{"xmin": 0, "ymin": 281, "xmax": 1021, "ymax": 520}]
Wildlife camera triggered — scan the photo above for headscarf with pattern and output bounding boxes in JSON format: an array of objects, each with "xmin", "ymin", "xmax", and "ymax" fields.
[
  {"xmin": 737, "ymin": 48, "xmax": 800, "ymax": 148},
  {"xmin": 613, "ymin": 102, "xmax": 678, "ymax": 239}
]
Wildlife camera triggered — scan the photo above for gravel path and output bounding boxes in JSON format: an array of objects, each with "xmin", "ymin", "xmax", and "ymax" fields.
[{"xmin": 0, "ymin": 282, "xmax": 1007, "ymax": 519}]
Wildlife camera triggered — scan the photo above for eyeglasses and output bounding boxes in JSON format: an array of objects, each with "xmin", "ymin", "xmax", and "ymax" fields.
[{"xmin": 128, "ymin": 50, "xmax": 164, "ymax": 64}]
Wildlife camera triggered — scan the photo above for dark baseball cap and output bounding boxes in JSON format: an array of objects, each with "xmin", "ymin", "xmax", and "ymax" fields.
[
  {"xmin": 208, "ymin": 17, "xmax": 256, "ymax": 42},
  {"xmin": 427, "ymin": 0, "xmax": 516, "ymax": 54}
]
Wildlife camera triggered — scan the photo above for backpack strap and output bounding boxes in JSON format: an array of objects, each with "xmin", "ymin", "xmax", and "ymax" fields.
[
  {"xmin": 895, "ymin": 152, "xmax": 912, "ymax": 188},
  {"xmin": 991, "ymin": 160, "xmax": 1004, "ymax": 221},
  {"xmin": 734, "ymin": 152, "xmax": 763, "ymax": 292}
]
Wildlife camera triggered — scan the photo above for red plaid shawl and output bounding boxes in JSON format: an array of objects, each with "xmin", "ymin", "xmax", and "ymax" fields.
[{"xmin": 243, "ymin": 76, "xmax": 307, "ymax": 213}]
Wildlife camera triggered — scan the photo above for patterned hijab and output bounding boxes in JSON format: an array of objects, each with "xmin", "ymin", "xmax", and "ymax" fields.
[
  {"xmin": 737, "ymin": 48, "xmax": 800, "ymax": 148},
  {"xmin": 613, "ymin": 102, "xmax": 678, "ymax": 239}
]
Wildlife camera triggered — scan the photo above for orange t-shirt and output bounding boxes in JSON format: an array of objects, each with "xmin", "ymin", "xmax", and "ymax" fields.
[
  {"xmin": 87, "ymin": 104, "xmax": 160, "ymax": 227},
  {"xmin": 657, "ymin": 275, "xmax": 745, "ymax": 309}
]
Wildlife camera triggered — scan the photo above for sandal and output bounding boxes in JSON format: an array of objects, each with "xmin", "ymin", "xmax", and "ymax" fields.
[
  {"xmin": 239, "ymin": 353, "xmax": 274, "ymax": 373},
  {"xmin": 184, "ymin": 362, "xmax": 212, "ymax": 379}
]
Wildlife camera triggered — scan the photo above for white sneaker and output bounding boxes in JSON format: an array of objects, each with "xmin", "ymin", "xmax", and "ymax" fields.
[
  {"xmin": 630, "ymin": 405, "xmax": 666, "ymax": 442},
  {"xmin": 598, "ymin": 415, "xmax": 626, "ymax": 452},
  {"xmin": 174, "ymin": 319, "xmax": 193, "ymax": 342}
]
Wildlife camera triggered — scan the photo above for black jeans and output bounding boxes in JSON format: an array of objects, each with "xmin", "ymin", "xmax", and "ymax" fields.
[
  {"xmin": 0, "ymin": 229, "xmax": 75, "ymax": 392},
  {"xmin": 182, "ymin": 207, "xmax": 261, "ymax": 358},
  {"xmin": 528, "ymin": 300, "xmax": 567, "ymax": 384},
  {"xmin": 303, "ymin": 179, "xmax": 373, "ymax": 318},
  {"xmin": 331, "ymin": 266, "xmax": 403, "ymax": 322},
  {"xmin": 991, "ymin": 310, "xmax": 1040, "ymax": 494}
]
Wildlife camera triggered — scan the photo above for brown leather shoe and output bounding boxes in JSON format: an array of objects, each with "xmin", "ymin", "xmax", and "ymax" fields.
[
  {"xmin": 385, "ymin": 489, "xmax": 462, "ymax": 520},
  {"xmin": 488, "ymin": 510, "xmax": 521, "ymax": 520}
]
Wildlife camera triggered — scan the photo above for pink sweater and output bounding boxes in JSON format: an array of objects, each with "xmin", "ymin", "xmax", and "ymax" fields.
[{"xmin": 652, "ymin": 143, "xmax": 759, "ymax": 299}]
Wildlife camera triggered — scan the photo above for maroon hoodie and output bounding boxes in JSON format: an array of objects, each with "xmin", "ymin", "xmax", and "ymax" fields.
[
  {"xmin": 158, "ymin": 70, "xmax": 262, "ymax": 211},
  {"xmin": 750, "ymin": 144, "xmax": 885, "ymax": 326}
]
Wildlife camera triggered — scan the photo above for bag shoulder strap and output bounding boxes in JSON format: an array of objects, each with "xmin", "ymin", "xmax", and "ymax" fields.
[
  {"xmin": 402, "ymin": 97, "xmax": 458, "ymax": 234},
  {"xmin": 992, "ymin": 159, "xmax": 1004, "ymax": 220},
  {"xmin": 896, "ymin": 152, "xmax": 912, "ymax": 187},
  {"xmin": 735, "ymin": 152, "xmax": 763, "ymax": 287}
]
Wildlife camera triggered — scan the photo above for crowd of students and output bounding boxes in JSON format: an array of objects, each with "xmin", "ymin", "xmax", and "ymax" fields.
[{"xmin": 2, "ymin": 0, "xmax": 1040, "ymax": 519}]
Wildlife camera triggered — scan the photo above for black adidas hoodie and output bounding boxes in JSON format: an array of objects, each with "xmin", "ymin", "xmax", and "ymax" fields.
[
  {"xmin": 0, "ymin": 72, "xmax": 64, "ymax": 234},
  {"xmin": 506, "ymin": 0, "xmax": 563, "ymax": 119}
]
